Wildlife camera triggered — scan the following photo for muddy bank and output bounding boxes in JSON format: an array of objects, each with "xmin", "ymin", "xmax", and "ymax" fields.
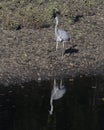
[{"xmin": 0, "ymin": 3, "xmax": 104, "ymax": 86}]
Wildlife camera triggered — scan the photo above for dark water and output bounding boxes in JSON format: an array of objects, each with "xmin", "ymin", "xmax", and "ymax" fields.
[{"xmin": 0, "ymin": 76, "xmax": 104, "ymax": 130}]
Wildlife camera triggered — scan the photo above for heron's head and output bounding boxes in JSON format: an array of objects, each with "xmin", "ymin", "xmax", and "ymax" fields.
[
  {"xmin": 52, "ymin": 10, "xmax": 60, "ymax": 25},
  {"xmin": 52, "ymin": 10, "xmax": 60, "ymax": 18}
]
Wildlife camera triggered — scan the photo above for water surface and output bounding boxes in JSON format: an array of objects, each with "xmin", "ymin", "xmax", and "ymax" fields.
[{"xmin": 0, "ymin": 76, "xmax": 104, "ymax": 130}]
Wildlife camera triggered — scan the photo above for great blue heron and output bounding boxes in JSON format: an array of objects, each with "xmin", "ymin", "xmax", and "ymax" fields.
[
  {"xmin": 49, "ymin": 79, "xmax": 66, "ymax": 115},
  {"xmin": 54, "ymin": 15, "xmax": 70, "ymax": 55}
]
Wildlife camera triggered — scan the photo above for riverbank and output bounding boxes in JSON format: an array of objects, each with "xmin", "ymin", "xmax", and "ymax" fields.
[{"xmin": 0, "ymin": 0, "xmax": 104, "ymax": 86}]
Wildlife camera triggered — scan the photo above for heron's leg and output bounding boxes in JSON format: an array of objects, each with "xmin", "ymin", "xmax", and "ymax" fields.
[
  {"xmin": 60, "ymin": 79, "xmax": 62, "ymax": 88},
  {"xmin": 56, "ymin": 41, "xmax": 58, "ymax": 51},
  {"xmin": 63, "ymin": 41, "xmax": 65, "ymax": 49},
  {"xmin": 54, "ymin": 78, "xmax": 56, "ymax": 89},
  {"xmin": 60, "ymin": 79, "xmax": 64, "ymax": 89},
  {"xmin": 53, "ymin": 78, "xmax": 58, "ymax": 93},
  {"xmin": 62, "ymin": 41, "xmax": 65, "ymax": 58}
]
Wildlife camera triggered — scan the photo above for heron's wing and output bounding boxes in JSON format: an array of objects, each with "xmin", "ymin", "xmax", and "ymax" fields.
[{"xmin": 58, "ymin": 29, "xmax": 69, "ymax": 41}]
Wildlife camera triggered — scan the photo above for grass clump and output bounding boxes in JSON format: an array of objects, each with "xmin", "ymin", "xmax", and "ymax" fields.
[
  {"xmin": 0, "ymin": 0, "xmax": 70, "ymax": 30},
  {"xmin": 0, "ymin": 0, "xmax": 102, "ymax": 30}
]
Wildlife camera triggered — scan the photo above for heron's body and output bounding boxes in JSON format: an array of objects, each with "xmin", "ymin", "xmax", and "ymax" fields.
[
  {"xmin": 56, "ymin": 29, "xmax": 70, "ymax": 42},
  {"xmin": 51, "ymin": 83, "xmax": 66, "ymax": 100},
  {"xmin": 49, "ymin": 79, "xmax": 66, "ymax": 115}
]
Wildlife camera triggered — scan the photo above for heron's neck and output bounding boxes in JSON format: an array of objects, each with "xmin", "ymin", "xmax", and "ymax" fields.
[
  {"xmin": 49, "ymin": 98, "xmax": 53, "ymax": 115},
  {"xmin": 55, "ymin": 23, "xmax": 58, "ymax": 35},
  {"xmin": 55, "ymin": 17, "xmax": 58, "ymax": 36}
]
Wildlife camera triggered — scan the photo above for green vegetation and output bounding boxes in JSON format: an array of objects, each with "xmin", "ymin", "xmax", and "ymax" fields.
[
  {"xmin": 74, "ymin": 29, "xmax": 82, "ymax": 39},
  {"xmin": 0, "ymin": 0, "xmax": 102, "ymax": 30}
]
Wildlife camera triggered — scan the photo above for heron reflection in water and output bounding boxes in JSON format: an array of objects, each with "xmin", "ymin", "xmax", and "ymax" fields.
[{"xmin": 49, "ymin": 79, "xmax": 66, "ymax": 115}]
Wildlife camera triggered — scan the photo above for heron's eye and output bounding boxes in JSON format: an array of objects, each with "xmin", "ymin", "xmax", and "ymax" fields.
[{"xmin": 53, "ymin": 13, "xmax": 56, "ymax": 18}]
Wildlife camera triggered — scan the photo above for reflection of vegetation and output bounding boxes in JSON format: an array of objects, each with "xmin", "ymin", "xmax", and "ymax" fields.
[{"xmin": 0, "ymin": 0, "xmax": 103, "ymax": 29}]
